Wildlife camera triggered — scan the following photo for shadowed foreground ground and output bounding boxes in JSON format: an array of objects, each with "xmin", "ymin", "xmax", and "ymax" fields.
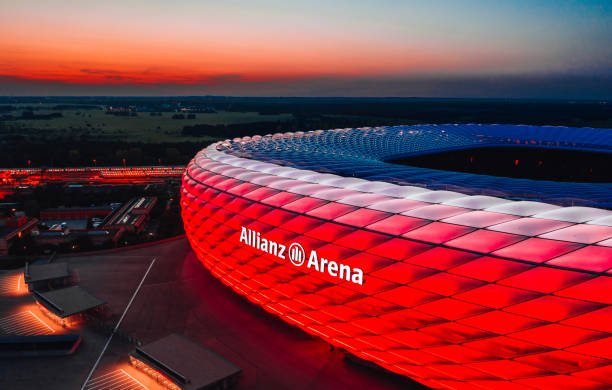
[{"xmin": 0, "ymin": 238, "xmax": 424, "ymax": 389}]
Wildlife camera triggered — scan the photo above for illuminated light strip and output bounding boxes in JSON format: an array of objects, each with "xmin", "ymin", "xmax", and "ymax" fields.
[
  {"xmin": 284, "ymin": 315, "xmax": 305, "ymax": 326},
  {"xmin": 0, "ymin": 311, "xmax": 53, "ymax": 335},
  {"xmin": 264, "ymin": 305, "xmax": 284, "ymax": 316},
  {"xmin": 85, "ymin": 370, "xmax": 122, "ymax": 384},
  {"xmin": 85, "ymin": 372, "xmax": 134, "ymax": 390},
  {"xmin": 27, "ymin": 310, "xmax": 55, "ymax": 333},
  {"xmin": 306, "ymin": 326, "xmax": 330, "ymax": 339},
  {"xmin": 16, "ymin": 274, "xmax": 21, "ymax": 293},
  {"xmin": 120, "ymin": 369, "xmax": 150, "ymax": 390}
]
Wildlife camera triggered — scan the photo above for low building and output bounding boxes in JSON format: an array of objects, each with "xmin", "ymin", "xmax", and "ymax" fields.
[
  {"xmin": 0, "ymin": 334, "xmax": 82, "ymax": 358},
  {"xmin": 40, "ymin": 206, "xmax": 114, "ymax": 220},
  {"xmin": 129, "ymin": 333, "xmax": 241, "ymax": 390},
  {"xmin": 103, "ymin": 197, "xmax": 157, "ymax": 234},
  {"xmin": 33, "ymin": 286, "xmax": 106, "ymax": 327},
  {"xmin": 24, "ymin": 262, "xmax": 71, "ymax": 291},
  {"xmin": 0, "ymin": 217, "xmax": 38, "ymax": 255}
]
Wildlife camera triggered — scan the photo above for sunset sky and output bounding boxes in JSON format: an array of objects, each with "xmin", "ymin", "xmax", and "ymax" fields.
[{"xmin": 1, "ymin": 0, "xmax": 611, "ymax": 97}]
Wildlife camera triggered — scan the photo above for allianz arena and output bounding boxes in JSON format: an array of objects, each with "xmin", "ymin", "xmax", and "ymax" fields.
[{"xmin": 181, "ymin": 124, "xmax": 612, "ymax": 389}]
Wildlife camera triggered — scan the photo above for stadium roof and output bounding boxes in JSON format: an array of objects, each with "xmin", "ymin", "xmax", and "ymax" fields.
[{"xmin": 217, "ymin": 124, "xmax": 612, "ymax": 208}]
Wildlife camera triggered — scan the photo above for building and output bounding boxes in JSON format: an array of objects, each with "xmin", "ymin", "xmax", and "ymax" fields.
[
  {"xmin": 33, "ymin": 285, "xmax": 106, "ymax": 327},
  {"xmin": 0, "ymin": 217, "xmax": 38, "ymax": 255},
  {"xmin": 24, "ymin": 262, "xmax": 71, "ymax": 291},
  {"xmin": 103, "ymin": 196, "xmax": 157, "ymax": 233},
  {"xmin": 129, "ymin": 333, "xmax": 241, "ymax": 390},
  {"xmin": 0, "ymin": 335, "xmax": 82, "ymax": 358},
  {"xmin": 181, "ymin": 125, "xmax": 612, "ymax": 389},
  {"xmin": 35, "ymin": 197, "xmax": 157, "ymax": 249},
  {"xmin": 40, "ymin": 206, "xmax": 114, "ymax": 220}
]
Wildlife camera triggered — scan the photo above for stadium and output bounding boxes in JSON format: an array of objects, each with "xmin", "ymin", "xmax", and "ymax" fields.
[{"xmin": 181, "ymin": 124, "xmax": 612, "ymax": 389}]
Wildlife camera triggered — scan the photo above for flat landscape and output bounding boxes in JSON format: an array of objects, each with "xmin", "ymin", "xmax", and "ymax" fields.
[{"xmin": 1, "ymin": 104, "xmax": 293, "ymax": 143}]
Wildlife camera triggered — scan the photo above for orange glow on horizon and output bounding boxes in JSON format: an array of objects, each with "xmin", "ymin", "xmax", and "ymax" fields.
[{"xmin": 0, "ymin": 15, "xmax": 509, "ymax": 87}]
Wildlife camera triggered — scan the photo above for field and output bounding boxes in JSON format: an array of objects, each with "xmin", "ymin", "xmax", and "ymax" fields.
[
  {"xmin": 0, "ymin": 97, "xmax": 610, "ymax": 168},
  {"xmin": 1, "ymin": 104, "xmax": 293, "ymax": 143}
]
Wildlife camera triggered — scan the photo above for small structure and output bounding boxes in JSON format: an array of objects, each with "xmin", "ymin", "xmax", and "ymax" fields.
[
  {"xmin": 33, "ymin": 286, "xmax": 106, "ymax": 327},
  {"xmin": 104, "ymin": 197, "xmax": 157, "ymax": 233},
  {"xmin": 0, "ymin": 217, "xmax": 38, "ymax": 255},
  {"xmin": 129, "ymin": 333, "xmax": 241, "ymax": 390},
  {"xmin": 40, "ymin": 206, "xmax": 114, "ymax": 220},
  {"xmin": 0, "ymin": 334, "xmax": 82, "ymax": 357},
  {"xmin": 24, "ymin": 262, "xmax": 71, "ymax": 291}
]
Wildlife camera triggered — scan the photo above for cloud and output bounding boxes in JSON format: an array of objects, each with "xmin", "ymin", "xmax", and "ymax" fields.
[{"xmin": 80, "ymin": 68, "xmax": 121, "ymax": 75}]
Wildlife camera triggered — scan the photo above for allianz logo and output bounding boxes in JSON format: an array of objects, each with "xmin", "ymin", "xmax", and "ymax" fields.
[{"xmin": 239, "ymin": 226, "xmax": 364, "ymax": 285}]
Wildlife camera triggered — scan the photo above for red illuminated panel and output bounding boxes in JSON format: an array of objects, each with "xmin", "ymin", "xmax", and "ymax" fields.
[
  {"xmin": 454, "ymin": 283, "xmax": 541, "ymax": 309},
  {"xmin": 372, "ymin": 262, "xmax": 438, "ymax": 284},
  {"xmin": 561, "ymin": 306, "xmax": 612, "ymax": 333},
  {"xmin": 403, "ymin": 247, "xmax": 479, "ymax": 270},
  {"xmin": 226, "ymin": 181, "xmax": 259, "ymax": 196},
  {"xmin": 402, "ymin": 222, "xmax": 474, "ymax": 244},
  {"xmin": 367, "ymin": 238, "xmax": 432, "ymax": 261},
  {"xmin": 504, "ymin": 295, "xmax": 603, "ymax": 322},
  {"xmin": 498, "ymin": 267, "xmax": 595, "ymax": 294},
  {"xmin": 261, "ymin": 191, "xmax": 303, "ymax": 207},
  {"xmin": 306, "ymin": 202, "xmax": 357, "ymax": 219},
  {"xmin": 445, "ymin": 230, "xmax": 526, "ymax": 253},
  {"xmin": 279, "ymin": 215, "xmax": 323, "ymax": 234},
  {"xmin": 408, "ymin": 272, "xmax": 486, "ymax": 296},
  {"xmin": 304, "ymin": 223, "xmax": 355, "ymax": 242},
  {"xmin": 366, "ymin": 215, "xmax": 429, "ymax": 236},
  {"xmin": 491, "ymin": 237, "xmax": 583, "ymax": 263},
  {"xmin": 546, "ymin": 246, "xmax": 612, "ymax": 273},
  {"xmin": 243, "ymin": 187, "xmax": 279, "ymax": 201},
  {"xmin": 458, "ymin": 310, "xmax": 546, "ymax": 334},
  {"xmin": 334, "ymin": 230, "xmax": 390, "ymax": 251},
  {"xmin": 333, "ymin": 208, "xmax": 391, "ymax": 227},
  {"xmin": 448, "ymin": 256, "xmax": 533, "ymax": 282},
  {"xmin": 555, "ymin": 277, "xmax": 612, "ymax": 304},
  {"xmin": 182, "ymin": 153, "xmax": 612, "ymax": 390},
  {"xmin": 509, "ymin": 323, "xmax": 606, "ymax": 349},
  {"xmin": 282, "ymin": 197, "xmax": 328, "ymax": 213}
]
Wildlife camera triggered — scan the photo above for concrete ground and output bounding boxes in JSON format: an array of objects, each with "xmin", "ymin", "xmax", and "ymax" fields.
[{"xmin": 0, "ymin": 238, "xmax": 425, "ymax": 389}]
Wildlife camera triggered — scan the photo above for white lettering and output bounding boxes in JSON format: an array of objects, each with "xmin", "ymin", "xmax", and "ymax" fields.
[
  {"xmin": 339, "ymin": 264, "xmax": 351, "ymax": 281},
  {"xmin": 351, "ymin": 268, "xmax": 364, "ymax": 285},
  {"xmin": 307, "ymin": 250, "xmax": 319, "ymax": 271},
  {"xmin": 328, "ymin": 261, "xmax": 338, "ymax": 277},
  {"xmin": 239, "ymin": 227, "xmax": 248, "ymax": 244},
  {"xmin": 238, "ymin": 226, "xmax": 363, "ymax": 285}
]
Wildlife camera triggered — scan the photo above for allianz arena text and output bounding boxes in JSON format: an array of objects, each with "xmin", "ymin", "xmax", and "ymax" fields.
[{"xmin": 181, "ymin": 125, "xmax": 612, "ymax": 389}]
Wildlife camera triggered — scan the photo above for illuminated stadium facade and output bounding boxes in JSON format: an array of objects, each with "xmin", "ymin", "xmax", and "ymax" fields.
[{"xmin": 181, "ymin": 125, "xmax": 612, "ymax": 389}]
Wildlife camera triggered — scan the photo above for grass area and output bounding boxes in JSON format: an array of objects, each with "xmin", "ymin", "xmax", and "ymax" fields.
[{"xmin": 2, "ymin": 104, "xmax": 293, "ymax": 143}]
